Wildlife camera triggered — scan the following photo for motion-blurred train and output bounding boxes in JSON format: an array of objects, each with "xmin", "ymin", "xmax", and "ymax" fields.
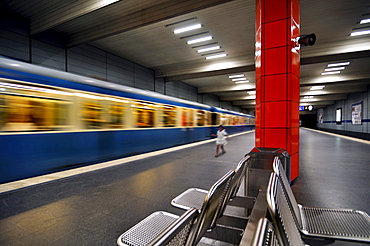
[{"xmin": 0, "ymin": 56, "xmax": 255, "ymax": 183}]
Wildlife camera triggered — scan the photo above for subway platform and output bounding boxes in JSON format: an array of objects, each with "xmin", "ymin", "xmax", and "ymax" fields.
[{"xmin": 0, "ymin": 128, "xmax": 369, "ymax": 245}]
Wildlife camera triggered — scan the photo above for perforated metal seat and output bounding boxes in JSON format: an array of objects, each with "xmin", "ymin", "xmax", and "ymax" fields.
[
  {"xmin": 273, "ymin": 157, "xmax": 370, "ymax": 243},
  {"xmin": 189, "ymin": 170, "xmax": 236, "ymax": 244},
  {"xmin": 171, "ymin": 155, "xmax": 251, "ymax": 211},
  {"xmin": 117, "ymin": 208, "xmax": 198, "ymax": 246},
  {"xmin": 266, "ymin": 173, "xmax": 309, "ymax": 246},
  {"xmin": 117, "ymin": 170, "xmax": 235, "ymax": 246}
]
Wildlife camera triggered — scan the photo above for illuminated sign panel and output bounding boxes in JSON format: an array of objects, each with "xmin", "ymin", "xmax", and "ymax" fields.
[{"xmin": 299, "ymin": 105, "xmax": 314, "ymax": 111}]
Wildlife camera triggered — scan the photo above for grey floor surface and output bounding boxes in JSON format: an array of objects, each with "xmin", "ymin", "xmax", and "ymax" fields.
[{"xmin": 0, "ymin": 128, "xmax": 369, "ymax": 245}]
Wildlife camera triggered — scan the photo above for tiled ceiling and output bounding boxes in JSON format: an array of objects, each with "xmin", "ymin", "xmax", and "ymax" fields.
[{"xmin": 1, "ymin": 0, "xmax": 370, "ymax": 111}]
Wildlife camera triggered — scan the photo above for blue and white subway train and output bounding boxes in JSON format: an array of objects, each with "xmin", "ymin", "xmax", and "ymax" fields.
[{"xmin": 0, "ymin": 56, "xmax": 255, "ymax": 183}]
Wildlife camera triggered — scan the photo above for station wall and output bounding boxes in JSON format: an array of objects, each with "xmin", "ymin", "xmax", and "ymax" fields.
[
  {"xmin": 0, "ymin": 12, "xmax": 250, "ymax": 115},
  {"xmin": 317, "ymin": 87, "xmax": 370, "ymax": 140}
]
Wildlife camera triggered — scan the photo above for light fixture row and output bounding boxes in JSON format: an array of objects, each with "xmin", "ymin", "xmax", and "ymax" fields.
[
  {"xmin": 321, "ymin": 61, "xmax": 350, "ymax": 76},
  {"xmin": 302, "ymin": 16, "xmax": 368, "ymax": 104},
  {"xmin": 172, "ymin": 22, "xmax": 227, "ymax": 60},
  {"xmin": 228, "ymin": 74, "xmax": 249, "ymax": 84},
  {"xmin": 350, "ymin": 16, "xmax": 370, "ymax": 36}
]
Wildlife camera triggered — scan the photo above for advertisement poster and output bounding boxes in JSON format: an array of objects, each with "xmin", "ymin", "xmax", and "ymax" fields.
[
  {"xmin": 336, "ymin": 108, "xmax": 342, "ymax": 124},
  {"xmin": 351, "ymin": 102, "xmax": 362, "ymax": 125}
]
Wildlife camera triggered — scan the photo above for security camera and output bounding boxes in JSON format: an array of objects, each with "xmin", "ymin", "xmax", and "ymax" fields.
[{"xmin": 298, "ymin": 33, "xmax": 316, "ymax": 46}]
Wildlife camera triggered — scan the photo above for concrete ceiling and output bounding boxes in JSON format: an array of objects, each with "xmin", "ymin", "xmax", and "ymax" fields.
[{"xmin": 2, "ymin": 0, "xmax": 370, "ymax": 111}]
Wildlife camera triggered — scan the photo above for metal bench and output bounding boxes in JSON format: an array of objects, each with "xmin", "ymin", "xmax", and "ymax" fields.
[
  {"xmin": 173, "ymin": 169, "xmax": 245, "ymax": 244},
  {"xmin": 273, "ymin": 157, "xmax": 370, "ymax": 243},
  {"xmin": 250, "ymin": 218, "xmax": 281, "ymax": 246},
  {"xmin": 266, "ymin": 172, "xmax": 309, "ymax": 246},
  {"xmin": 171, "ymin": 155, "xmax": 255, "ymax": 212},
  {"xmin": 117, "ymin": 170, "xmax": 235, "ymax": 246},
  {"xmin": 117, "ymin": 208, "xmax": 198, "ymax": 246}
]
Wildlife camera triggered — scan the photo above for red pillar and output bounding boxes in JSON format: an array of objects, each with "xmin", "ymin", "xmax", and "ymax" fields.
[{"xmin": 255, "ymin": 0, "xmax": 300, "ymax": 180}]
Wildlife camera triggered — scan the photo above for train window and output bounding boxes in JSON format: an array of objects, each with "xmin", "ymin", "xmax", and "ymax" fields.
[
  {"xmin": 181, "ymin": 108, "xmax": 194, "ymax": 127},
  {"xmin": 243, "ymin": 117, "xmax": 248, "ymax": 125},
  {"xmin": 206, "ymin": 112, "xmax": 211, "ymax": 125},
  {"xmin": 239, "ymin": 116, "xmax": 244, "ymax": 125},
  {"xmin": 220, "ymin": 114, "xmax": 227, "ymax": 126},
  {"xmin": 197, "ymin": 110, "xmax": 205, "ymax": 126},
  {"xmin": 0, "ymin": 81, "xmax": 72, "ymax": 131},
  {"xmin": 232, "ymin": 116, "xmax": 238, "ymax": 125},
  {"xmin": 162, "ymin": 105, "xmax": 176, "ymax": 127},
  {"xmin": 107, "ymin": 98, "xmax": 128, "ymax": 129},
  {"xmin": 211, "ymin": 113, "xmax": 219, "ymax": 125},
  {"xmin": 133, "ymin": 101, "xmax": 156, "ymax": 128},
  {"xmin": 0, "ymin": 95, "xmax": 5, "ymax": 128},
  {"xmin": 54, "ymin": 101, "xmax": 70, "ymax": 127},
  {"xmin": 181, "ymin": 108, "xmax": 187, "ymax": 126},
  {"xmin": 188, "ymin": 109, "xmax": 194, "ymax": 126},
  {"xmin": 82, "ymin": 101, "xmax": 104, "ymax": 129}
]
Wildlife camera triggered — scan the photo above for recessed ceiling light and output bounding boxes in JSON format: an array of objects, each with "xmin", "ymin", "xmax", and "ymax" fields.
[
  {"xmin": 174, "ymin": 24, "xmax": 202, "ymax": 34},
  {"xmin": 235, "ymin": 80, "xmax": 249, "ymax": 84},
  {"xmin": 310, "ymin": 86, "xmax": 325, "ymax": 90},
  {"xmin": 360, "ymin": 18, "xmax": 370, "ymax": 24},
  {"xmin": 324, "ymin": 67, "xmax": 345, "ymax": 71},
  {"xmin": 228, "ymin": 74, "xmax": 244, "ymax": 78},
  {"xmin": 321, "ymin": 71, "xmax": 341, "ymax": 75},
  {"xmin": 197, "ymin": 46, "xmax": 220, "ymax": 53},
  {"xmin": 187, "ymin": 36, "xmax": 212, "ymax": 44},
  {"xmin": 350, "ymin": 29, "xmax": 370, "ymax": 36},
  {"xmin": 232, "ymin": 78, "xmax": 247, "ymax": 81},
  {"xmin": 327, "ymin": 62, "xmax": 350, "ymax": 67},
  {"xmin": 205, "ymin": 53, "xmax": 227, "ymax": 59}
]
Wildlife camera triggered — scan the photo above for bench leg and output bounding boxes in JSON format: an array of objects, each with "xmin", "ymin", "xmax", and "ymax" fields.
[
  {"xmin": 203, "ymin": 225, "xmax": 244, "ymax": 245},
  {"xmin": 217, "ymin": 215, "xmax": 249, "ymax": 229}
]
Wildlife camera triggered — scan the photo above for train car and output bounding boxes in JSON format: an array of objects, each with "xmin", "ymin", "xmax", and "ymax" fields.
[
  {"xmin": 209, "ymin": 107, "xmax": 256, "ymax": 135},
  {"xmin": 0, "ymin": 56, "xmax": 255, "ymax": 183}
]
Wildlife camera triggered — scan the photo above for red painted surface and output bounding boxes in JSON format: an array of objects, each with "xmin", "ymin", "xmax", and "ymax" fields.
[{"xmin": 255, "ymin": 0, "xmax": 300, "ymax": 181}]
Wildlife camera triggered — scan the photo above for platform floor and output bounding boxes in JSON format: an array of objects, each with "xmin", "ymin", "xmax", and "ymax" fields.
[{"xmin": 0, "ymin": 128, "xmax": 369, "ymax": 245}]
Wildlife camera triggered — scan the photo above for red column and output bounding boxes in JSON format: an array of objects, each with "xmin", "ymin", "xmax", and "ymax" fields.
[{"xmin": 255, "ymin": 0, "xmax": 300, "ymax": 180}]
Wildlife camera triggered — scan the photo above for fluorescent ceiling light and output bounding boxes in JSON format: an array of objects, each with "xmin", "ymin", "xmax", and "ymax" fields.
[
  {"xmin": 324, "ymin": 67, "xmax": 345, "ymax": 71},
  {"xmin": 101, "ymin": 0, "xmax": 120, "ymax": 7},
  {"xmin": 187, "ymin": 36, "xmax": 212, "ymax": 44},
  {"xmin": 235, "ymin": 80, "xmax": 249, "ymax": 84},
  {"xmin": 350, "ymin": 29, "xmax": 370, "ymax": 36},
  {"xmin": 197, "ymin": 46, "xmax": 220, "ymax": 53},
  {"xmin": 360, "ymin": 18, "xmax": 370, "ymax": 24},
  {"xmin": 248, "ymin": 91, "xmax": 256, "ymax": 95},
  {"xmin": 228, "ymin": 74, "xmax": 244, "ymax": 78},
  {"xmin": 304, "ymin": 96, "xmax": 314, "ymax": 99},
  {"xmin": 321, "ymin": 71, "xmax": 341, "ymax": 75},
  {"xmin": 205, "ymin": 53, "xmax": 227, "ymax": 59},
  {"xmin": 327, "ymin": 62, "xmax": 350, "ymax": 67},
  {"xmin": 310, "ymin": 86, "xmax": 325, "ymax": 90},
  {"xmin": 174, "ymin": 24, "xmax": 202, "ymax": 34},
  {"xmin": 232, "ymin": 78, "xmax": 247, "ymax": 81}
]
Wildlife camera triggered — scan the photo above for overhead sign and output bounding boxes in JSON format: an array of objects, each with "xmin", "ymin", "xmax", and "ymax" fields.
[{"xmin": 299, "ymin": 105, "xmax": 314, "ymax": 111}]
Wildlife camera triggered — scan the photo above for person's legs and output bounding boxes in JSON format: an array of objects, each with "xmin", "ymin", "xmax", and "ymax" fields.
[
  {"xmin": 215, "ymin": 144, "xmax": 220, "ymax": 157},
  {"xmin": 221, "ymin": 144, "xmax": 226, "ymax": 154}
]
